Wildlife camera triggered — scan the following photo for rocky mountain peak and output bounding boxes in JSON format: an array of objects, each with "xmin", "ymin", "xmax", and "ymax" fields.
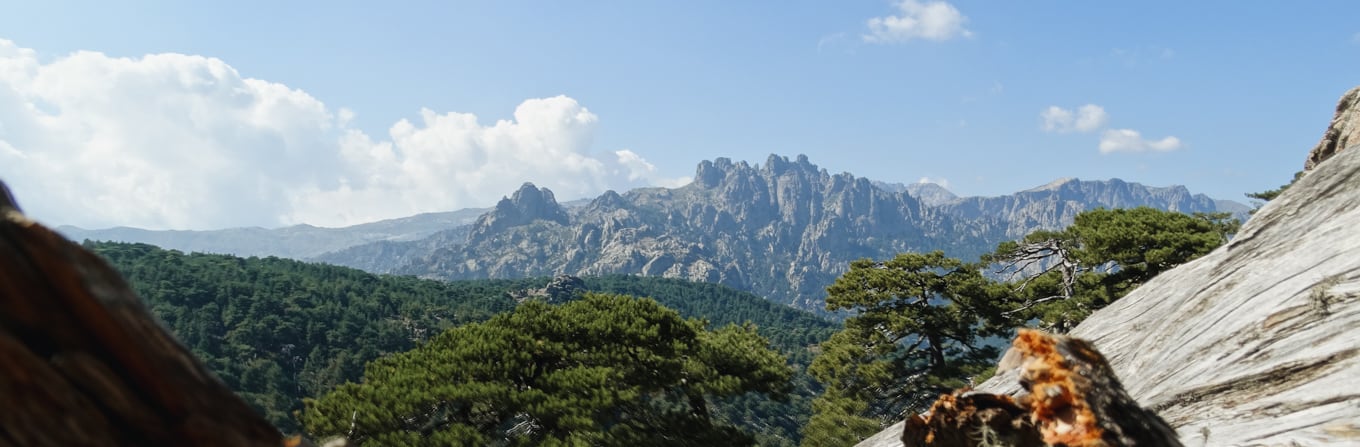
[
  {"xmin": 695, "ymin": 154, "xmax": 826, "ymax": 190},
  {"xmin": 1024, "ymin": 177, "xmax": 1079, "ymax": 192},
  {"xmin": 903, "ymin": 182, "xmax": 958, "ymax": 206},
  {"xmin": 468, "ymin": 183, "xmax": 570, "ymax": 241},
  {"xmin": 508, "ymin": 183, "xmax": 565, "ymax": 220},
  {"xmin": 760, "ymin": 153, "xmax": 819, "ymax": 177},
  {"xmin": 587, "ymin": 190, "xmax": 626, "ymax": 212}
]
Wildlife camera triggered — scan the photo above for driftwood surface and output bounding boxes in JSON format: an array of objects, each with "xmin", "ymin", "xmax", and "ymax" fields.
[{"xmin": 0, "ymin": 180, "xmax": 286, "ymax": 446}]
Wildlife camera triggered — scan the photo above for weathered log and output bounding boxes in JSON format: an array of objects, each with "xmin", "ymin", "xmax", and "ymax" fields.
[
  {"xmin": 0, "ymin": 180, "xmax": 286, "ymax": 446},
  {"xmin": 902, "ymin": 330, "xmax": 1180, "ymax": 447}
]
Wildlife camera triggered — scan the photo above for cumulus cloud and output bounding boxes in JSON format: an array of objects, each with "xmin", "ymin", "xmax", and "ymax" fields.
[
  {"xmin": 1040, "ymin": 104, "xmax": 1108, "ymax": 133},
  {"xmin": 0, "ymin": 39, "xmax": 686, "ymax": 229},
  {"xmin": 1039, "ymin": 103, "xmax": 1182, "ymax": 154},
  {"xmin": 864, "ymin": 0, "xmax": 972, "ymax": 43},
  {"xmin": 1098, "ymin": 129, "xmax": 1182, "ymax": 154}
]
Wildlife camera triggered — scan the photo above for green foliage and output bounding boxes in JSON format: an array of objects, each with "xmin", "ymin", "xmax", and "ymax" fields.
[
  {"xmin": 584, "ymin": 275, "xmax": 839, "ymax": 446},
  {"xmin": 990, "ymin": 207, "xmax": 1237, "ymax": 331},
  {"xmin": 800, "ymin": 389, "xmax": 881, "ymax": 447},
  {"xmin": 802, "ymin": 251, "xmax": 1007, "ymax": 444},
  {"xmin": 91, "ymin": 241, "xmax": 831, "ymax": 444},
  {"xmin": 87, "ymin": 241, "xmax": 522, "ymax": 432},
  {"xmin": 583, "ymin": 275, "xmax": 836, "ymax": 356},
  {"xmin": 301, "ymin": 293, "xmax": 792, "ymax": 446},
  {"xmin": 800, "ymin": 207, "xmax": 1237, "ymax": 445},
  {"xmin": 1246, "ymin": 170, "xmax": 1304, "ymax": 207}
]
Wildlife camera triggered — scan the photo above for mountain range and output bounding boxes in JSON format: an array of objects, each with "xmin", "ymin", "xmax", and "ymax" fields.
[
  {"xmin": 59, "ymin": 207, "xmax": 490, "ymax": 259},
  {"xmin": 64, "ymin": 154, "xmax": 1250, "ymax": 313}
]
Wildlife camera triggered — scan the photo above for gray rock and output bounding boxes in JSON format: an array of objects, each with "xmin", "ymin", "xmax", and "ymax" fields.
[
  {"xmin": 857, "ymin": 144, "xmax": 1360, "ymax": 446},
  {"xmin": 902, "ymin": 182, "xmax": 959, "ymax": 207},
  {"xmin": 387, "ymin": 155, "xmax": 1244, "ymax": 313},
  {"xmin": 1305, "ymin": 86, "xmax": 1360, "ymax": 171}
]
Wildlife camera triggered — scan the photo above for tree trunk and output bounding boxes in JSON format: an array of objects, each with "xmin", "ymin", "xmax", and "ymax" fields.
[{"xmin": 925, "ymin": 333, "xmax": 946, "ymax": 371}]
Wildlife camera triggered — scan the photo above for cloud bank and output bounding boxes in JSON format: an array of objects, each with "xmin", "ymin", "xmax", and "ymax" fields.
[
  {"xmin": 1039, "ymin": 103, "xmax": 1182, "ymax": 154},
  {"xmin": 864, "ymin": 0, "xmax": 972, "ymax": 43},
  {"xmin": 0, "ymin": 40, "xmax": 686, "ymax": 230}
]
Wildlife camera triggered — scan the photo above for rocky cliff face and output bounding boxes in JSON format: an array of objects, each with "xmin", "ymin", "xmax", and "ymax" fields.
[
  {"xmin": 857, "ymin": 100, "xmax": 1360, "ymax": 447},
  {"xmin": 372, "ymin": 154, "xmax": 1237, "ymax": 312},
  {"xmin": 403, "ymin": 155, "xmax": 950, "ymax": 310},
  {"xmin": 1305, "ymin": 85, "xmax": 1360, "ymax": 170}
]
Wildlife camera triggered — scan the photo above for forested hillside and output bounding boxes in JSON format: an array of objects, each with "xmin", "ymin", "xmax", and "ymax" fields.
[
  {"xmin": 88, "ymin": 241, "xmax": 523, "ymax": 432},
  {"xmin": 88, "ymin": 241, "xmax": 835, "ymax": 444}
]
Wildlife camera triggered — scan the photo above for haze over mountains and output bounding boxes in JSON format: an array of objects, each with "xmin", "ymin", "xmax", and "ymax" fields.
[
  {"xmin": 59, "ymin": 207, "xmax": 491, "ymax": 260},
  {"xmin": 65, "ymin": 154, "xmax": 1250, "ymax": 313}
]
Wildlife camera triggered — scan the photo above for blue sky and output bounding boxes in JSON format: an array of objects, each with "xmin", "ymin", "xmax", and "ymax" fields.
[{"xmin": 1, "ymin": 1, "xmax": 1357, "ymax": 229}]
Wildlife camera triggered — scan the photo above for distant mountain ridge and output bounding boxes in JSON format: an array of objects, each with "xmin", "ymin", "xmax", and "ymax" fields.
[
  {"xmin": 65, "ymin": 154, "xmax": 1248, "ymax": 312},
  {"xmin": 58, "ymin": 207, "xmax": 491, "ymax": 259},
  {"xmin": 331, "ymin": 154, "xmax": 1246, "ymax": 312}
]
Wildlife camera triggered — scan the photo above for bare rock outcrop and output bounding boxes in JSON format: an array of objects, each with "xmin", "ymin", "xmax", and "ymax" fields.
[
  {"xmin": 0, "ymin": 181, "xmax": 286, "ymax": 446},
  {"xmin": 1305, "ymin": 86, "xmax": 1360, "ymax": 170}
]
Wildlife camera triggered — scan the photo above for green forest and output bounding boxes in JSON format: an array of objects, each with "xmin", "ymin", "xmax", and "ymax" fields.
[
  {"xmin": 89, "ymin": 241, "xmax": 835, "ymax": 445},
  {"xmin": 87, "ymin": 206, "xmax": 1235, "ymax": 446}
]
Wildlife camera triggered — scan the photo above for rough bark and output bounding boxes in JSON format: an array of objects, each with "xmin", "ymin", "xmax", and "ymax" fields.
[{"xmin": 0, "ymin": 180, "xmax": 287, "ymax": 446}]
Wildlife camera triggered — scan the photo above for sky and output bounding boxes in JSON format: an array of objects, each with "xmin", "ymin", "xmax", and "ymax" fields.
[{"xmin": 1, "ymin": 1, "xmax": 1357, "ymax": 230}]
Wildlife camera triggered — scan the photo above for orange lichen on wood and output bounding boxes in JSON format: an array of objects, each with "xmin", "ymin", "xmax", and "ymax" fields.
[
  {"xmin": 1011, "ymin": 329, "xmax": 1107, "ymax": 446},
  {"xmin": 902, "ymin": 390, "xmax": 1042, "ymax": 447},
  {"xmin": 903, "ymin": 330, "xmax": 1181, "ymax": 447}
]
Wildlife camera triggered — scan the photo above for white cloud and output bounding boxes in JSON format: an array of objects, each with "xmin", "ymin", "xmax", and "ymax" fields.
[
  {"xmin": 1040, "ymin": 104, "xmax": 1107, "ymax": 133},
  {"xmin": 917, "ymin": 176, "xmax": 950, "ymax": 188},
  {"xmin": 0, "ymin": 39, "xmax": 685, "ymax": 229},
  {"xmin": 1039, "ymin": 103, "xmax": 1182, "ymax": 154},
  {"xmin": 864, "ymin": 0, "xmax": 972, "ymax": 43},
  {"xmin": 1099, "ymin": 129, "xmax": 1183, "ymax": 154},
  {"xmin": 615, "ymin": 149, "xmax": 691, "ymax": 187}
]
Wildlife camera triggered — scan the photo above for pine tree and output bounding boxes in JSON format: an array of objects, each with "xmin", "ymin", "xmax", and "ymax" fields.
[{"xmin": 301, "ymin": 293, "xmax": 791, "ymax": 446}]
